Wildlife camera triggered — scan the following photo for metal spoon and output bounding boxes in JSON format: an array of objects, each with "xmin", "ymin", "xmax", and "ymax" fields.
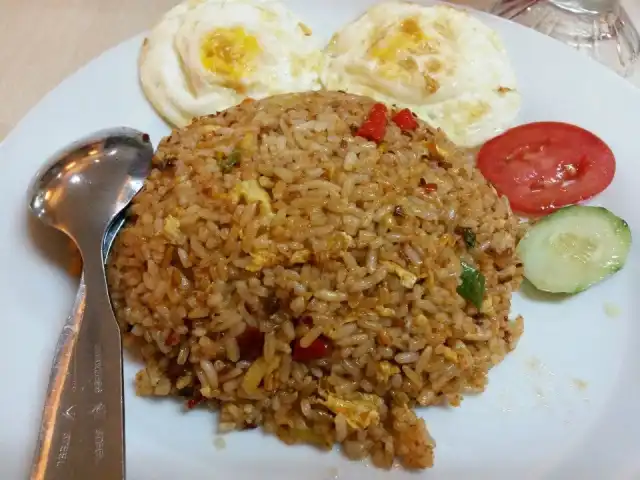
[{"xmin": 28, "ymin": 128, "xmax": 153, "ymax": 480}]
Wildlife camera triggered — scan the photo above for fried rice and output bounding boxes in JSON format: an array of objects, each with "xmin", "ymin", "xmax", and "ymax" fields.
[{"xmin": 107, "ymin": 91, "xmax": 524, "ymax": 469}]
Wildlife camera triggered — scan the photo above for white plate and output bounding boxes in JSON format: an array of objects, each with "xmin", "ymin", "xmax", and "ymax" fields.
[{"xmin": 1, "ymin": 1, "xmax": 639, "ymax": 479}]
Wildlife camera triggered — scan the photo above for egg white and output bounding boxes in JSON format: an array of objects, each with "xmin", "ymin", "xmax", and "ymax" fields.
[
  {"xmin": 320, "ymin": 2, "xmax": 521, "ymax": 147},
  {"xmin": 139, "ymin": 0, "xmax": 324, "ymax": 127}
]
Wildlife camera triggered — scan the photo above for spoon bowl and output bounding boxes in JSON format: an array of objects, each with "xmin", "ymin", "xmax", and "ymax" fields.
[
  {"xmin": 29, "ymin": 128, "xmax": 152, "ymax": 246},
  {"xmin": 28, "ymin": 127, "xmax": 153, "ymax": 480}
]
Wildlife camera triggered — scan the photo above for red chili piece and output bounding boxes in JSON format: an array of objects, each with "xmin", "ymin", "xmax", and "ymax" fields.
[
  {"xmin": 165, "ymin": 331, "xmax": 180, "ymax": 347},
  {"xmin": 292, "ymin": 337, "xmax": 332, "ymax": 362},
  {"xmin": 186, "ymin": 398, "xmax": 202, "ymax": 409},
  {"xmin": 356, "ymin": 103, "xmax": 388, "ymax": 143},
  {"xmin": 422, "ymin": 182, "xmax": 437, "ymax": 193},
  {"xmin": 419, "ymin": 178, "xmax": 438, "ymax": 193},
  {"xmin": 392, "ymin": 108, "xmax": 418, "ymax": 131},
  {"xmin": 236, "ymin": 326, "xmax": 265, "ymax": 361},
  {"xmin": 294, "ymin": 315, "xmax": 314, "ymax": 327}
]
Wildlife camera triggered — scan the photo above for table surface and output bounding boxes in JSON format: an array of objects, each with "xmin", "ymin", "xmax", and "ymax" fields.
[{"xmin": 0, "ymin": 0, "xmax": 638, "ymax": 140}]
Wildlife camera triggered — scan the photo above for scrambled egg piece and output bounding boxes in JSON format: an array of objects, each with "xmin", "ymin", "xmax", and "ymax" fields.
[
  {"xmin": 246, "ymin": 250, "xmax": 278, "ymax": 272},
  {"xmin": 327, "ymin": 232, "xmax": 354, "ymax": 251},
  {"xmin": 439, "ymin": 233, "xmax": 455, "ymax": 247},
  {"xmin": 481, "ymin": 296, "xmax": 495, "ymax": 316},
  {"xmin": 375, "ymin": 306, "xmax": 395, "ymax": 317},
  {"xmin": 382, "ymin": 261, "xmax": 418, "ymax": 289},
  {"xmin": 422, "ymin": 269, "xmax": 436, "ymax": 290},
  {"xmin": 231, "ymin": 180, "xmax": 278, "ymax": 271},
  {"xmin": 242, "ymin": 358, "xmax": 267, "ymax": 393},
  {"xmin": 232, "ymin": 180, "xmax": 274, "ymax": 218},
  {"xmin": 323, "ymin": 392, "xmax": 383, "ymax": 429},
  {"xmin": 323, "ymin": 316, "xmax": 357, "ymax": 340},
  {"xmin": 413, "ymin": 314, "xmax": 429, "ymax": 329},
  {"xmin": 376, "ymin": 361, "xmax": 400, "ymax": 383},
  {"xmin": 242, "ymin": 356, "xmax": 280, "ymax": 393},
  {"xmin": 163, "ymin": 215, "xmax": 184, "ymax": 244},
  {"xmin": 289, "ymin": 249, "xmax": 310, "ymax": 265},
  {"xmin": 425, "ymin": 140, "xmax": 451, "ymax": 160},
  {"xmin": 239, "ymin": 133, "xmax": 257, "ymax": 153}
]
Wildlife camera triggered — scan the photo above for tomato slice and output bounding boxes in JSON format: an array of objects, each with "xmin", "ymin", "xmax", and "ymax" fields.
[{"xmin": 477, "ymin": 122, "xmax": 615, "ymax": 215}]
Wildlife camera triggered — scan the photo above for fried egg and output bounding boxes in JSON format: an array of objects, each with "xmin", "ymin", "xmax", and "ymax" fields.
[
  {"xmin": 140, "ymin": 0, "xmax": 323, "ymax": 127},
  {"xmin": 320, "ymin": 2, "xmax": 521, "ymax": 147}
]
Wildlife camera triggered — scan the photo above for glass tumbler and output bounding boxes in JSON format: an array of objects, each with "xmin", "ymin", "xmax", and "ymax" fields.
[{"xmin": 490, "ymin": 0, "xmax": 640, "ymax": 77}]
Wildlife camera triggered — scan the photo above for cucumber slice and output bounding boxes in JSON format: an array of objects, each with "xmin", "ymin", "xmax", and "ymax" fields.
[{"xmin": 516, "ymin": 205, "xmax": 631, "ymax": 294}]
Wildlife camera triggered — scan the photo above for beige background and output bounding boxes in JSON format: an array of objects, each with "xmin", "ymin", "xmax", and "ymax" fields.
[{"xmin": 0, "ymin": 0, "xmax": 638, "ymax": 140}]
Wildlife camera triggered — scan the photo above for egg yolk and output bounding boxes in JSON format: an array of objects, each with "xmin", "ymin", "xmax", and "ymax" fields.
[
  {"xmin": 369, "ymin": 19, "xmax": 434, "ymax": 63},
  {"xmin": 368, "ymin": 18, "xmax": 440, "ymax": 92},
  {"xmin": 200, "ymin": 27, "xmax": 262, "ymax": 91}
]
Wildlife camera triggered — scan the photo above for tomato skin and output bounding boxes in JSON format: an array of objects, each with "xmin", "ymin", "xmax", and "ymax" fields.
[{"xmin": 477, "ymin": 122, "xmax": 616, "ymax": 215}]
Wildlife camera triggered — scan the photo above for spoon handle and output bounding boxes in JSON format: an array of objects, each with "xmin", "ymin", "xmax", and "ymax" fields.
[{"xmin": 31, "ymin": 268, "xmax": 125, "ymax": 480}]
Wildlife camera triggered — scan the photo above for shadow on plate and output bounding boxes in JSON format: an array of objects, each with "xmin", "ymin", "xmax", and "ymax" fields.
[
  {"xmin": 518, "ymin": 279, "xmax": 571, "ymax": 303},
  {"xmin": 26, "ymin": 210, "xmax": 79, "ymax": 278}
]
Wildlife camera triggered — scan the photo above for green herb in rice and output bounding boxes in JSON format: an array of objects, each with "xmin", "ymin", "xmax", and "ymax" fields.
[{"xmin": 219, "ymin": 149, "xmax": 241, "ymax": 173}]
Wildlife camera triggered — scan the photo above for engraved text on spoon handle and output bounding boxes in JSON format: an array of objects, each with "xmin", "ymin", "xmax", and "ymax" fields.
[
  {"xmin": 31, "ymin": 265, "xmax": 125, "ymax": 480},
  {"xmin": 30, "ymin": 277, "xmax": 87, "ymax": 480}
]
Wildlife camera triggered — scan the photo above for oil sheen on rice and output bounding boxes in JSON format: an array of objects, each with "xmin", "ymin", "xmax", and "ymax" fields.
[{"xmin": 107, "ymin": 91, "xmax": 524, "ymax": 470}]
